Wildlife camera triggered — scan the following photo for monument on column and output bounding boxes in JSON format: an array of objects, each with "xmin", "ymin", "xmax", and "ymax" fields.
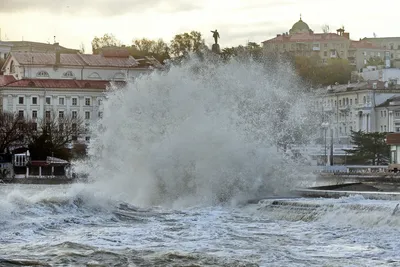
[{"xmin": 211, "ymin": 29, "xmax": 221, "ymax": 54}]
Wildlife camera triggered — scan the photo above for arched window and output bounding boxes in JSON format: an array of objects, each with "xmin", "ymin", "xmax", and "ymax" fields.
[
  {"xmin": 62, "ymin": 71, "xmax": 75, "ymax": 78},
  {"xmin": 10, "ymin": 60, "xmax": 15, "ymax": 73},
  {"xmin": 36, "ymin": 70, "xmax": 50, "ymax": 78},
  {"xmin": 113, "ymin": 72, "xmax": 126, "ymax": 80},
  {"xmin": 88, "ymin": 72, "xmax": 101, "ymax": 80}
]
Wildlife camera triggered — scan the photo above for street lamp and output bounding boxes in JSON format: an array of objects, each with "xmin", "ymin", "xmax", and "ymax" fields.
[{"xmin": 321, "ymin": 122, "xmax": 330, "ymax": 166}]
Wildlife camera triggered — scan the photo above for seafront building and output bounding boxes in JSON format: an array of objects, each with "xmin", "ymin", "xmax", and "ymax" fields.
[
  {"xmin": 316, "ymin": 80, "xmax": 400, "ymax": 142},
  {"xmin": 262, "ymin": 17, "xmax": 387, "ymax": 71},
  {"xmin": 0, "ymin": 44, "xmax": 159, "ymax": 143},
  {"xmin": 362, "ymin": 37, "xmax": 400, "ymax": 68}
]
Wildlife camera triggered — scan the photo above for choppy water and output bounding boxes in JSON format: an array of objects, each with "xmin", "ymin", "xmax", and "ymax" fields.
[
  {"xmin": 1, "ymin": 184, "xmax": 400, "ymax": 267},
  {"xmin": 3, "ymin": 54, "xmax": 398, "ymax": 266}
]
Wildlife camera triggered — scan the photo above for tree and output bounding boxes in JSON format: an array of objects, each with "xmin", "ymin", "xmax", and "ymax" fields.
[
  {"xmin": 26, "ymin": 111, "xmax": 85, "ymax": 160},
  {"xmin": 322, "ymin": 24, "xmax": 330, "ymax": 33},
  {"xmin": 170, "ymin": 31, "xmax": 205, "ymax": 58},
  {"xmin": 0, "ymin": 112, "xmax": 28, "ymax": 153},
  {"xmin": 131, "ymin": 38, "xmax": 170, "ymax": 63},
  {"xmin": 344, "ymin": 131, "xmax": 390, "ymax": 165},
  {"xmin": 91, "ymin": 33, "xmax": 122, "ymax": 54},
  {"xmin": 321, "ymin": 58, "xmax": 352, "ymax": 85},
  {"xmin": 79, "ymin": 43, "xmax": 86, "ymax": 54}
]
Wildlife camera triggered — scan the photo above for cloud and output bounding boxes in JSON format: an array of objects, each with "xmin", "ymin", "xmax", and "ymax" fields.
[{"xmin": 0, "ymin": 0, "xmax": 203, "ymax": 16}]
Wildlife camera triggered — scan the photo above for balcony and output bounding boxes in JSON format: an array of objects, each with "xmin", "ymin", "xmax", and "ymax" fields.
[
  {"xmin": 356, "ymin": 102, "xmax": 373, "ymax": 109},
  {"xmin": 339, "ymin": 105, "xmax": 350, "ymax": 111}
]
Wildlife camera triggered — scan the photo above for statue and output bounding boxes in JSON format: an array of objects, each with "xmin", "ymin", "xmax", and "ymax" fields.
[
  {"xmin": 210, "ymin": 29, "xmax": 221, "ymax": 54},
  {"xmin": 211, "ymin": 29, "xmax": 220, "ymax": 44}
]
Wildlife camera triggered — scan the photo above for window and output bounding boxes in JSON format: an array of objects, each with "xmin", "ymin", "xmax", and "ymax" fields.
[
  {"xmin": 384, "ymin": 125, "xmax": 387, "ymax": 132},
  {"xmin": 72, "ymin": 123, "xmax": 77, "ymax": 132},
  {"xmin": 18, "ymin": 110, "xmax": 24, "ymax": 118},
  {"xmin": 36, "ymin": 71, "xmax": 49, "ymax": 78},
  {"xmin": 32, "ymin": 110, "xmax": 37, "ymax": 118},
  {"xmin": 18, "ymin": 97, "xmax": 24, "ymax": 104},
  {"xmin": 98, "ymin": 111, "xmax": 103, "ymax": 118},
  {"xmin": 62, "ymin": 71, "xmax": 74, "ymax": 78},
  {"xmin": 32, "ymin": 97, "xmax": 37, "ymax": 105},
  {"xmin": 85, "ymin": 136, "xmax": 90, "ymax": 142},
  {"xmin": 72, "ymin": 98, "xmax": 78, "ymax": 106},
  {"xmin": 381, "ymin": 126, "xmax": 383, "ymax": 132},
  {"xmin": 98, "ymin": 99, "xmax": 102, "ymax": 106},
  {"xmin": 45, "ymin": 111, "xmax": 51, "ymax": 119},
  {"xmin": 88, "ymin": 72, "xmax": 101, "ymax": 79},
  {"xmin": 350, "ymin": 99, "xmax": 352, "ymax": 105},
  {"xmin": 72, "ymin": 111, "xmax": 77, "ymax": 119},
  {"xmin": 85, "ymin": 98, "xmax": 91, "ymax": 106},
  {"xmin": 59, "ymin": 123, "xmax": 64, "ymax": 132},
  {"xmin": 324, "ymin": 51, "xmax": 327, "ymax": 57},
  {"xmin": 85, "ymin": 111, "xmax": 90, "ymax": 120},
  {"xmin": 59, "ymin": 111, "xmax": 64, "ymax": 119},
  {"xmin": 10, "ymin": 60, "xmax": 15, "ymax": 73},
  {"xmin": 59, "ymin": 97, "xmax": 65, "ymax": 105},
  {"xmin": 46, "ymin": 97, "xmax": 51, "ymax": 105},
  {"xmin": 31, "ymin": 123, "xmax": 37, "ymax": 131}
]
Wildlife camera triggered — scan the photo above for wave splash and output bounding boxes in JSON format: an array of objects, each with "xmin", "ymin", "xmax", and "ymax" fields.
[{"xmin": 83, "ymin": 55, "xmax": 319, "ymax": 207}]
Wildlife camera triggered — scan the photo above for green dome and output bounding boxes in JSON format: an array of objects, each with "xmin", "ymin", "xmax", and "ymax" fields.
[{"xmin": 289, "ymin": 18, "xmax": 310, "ymax": 34}]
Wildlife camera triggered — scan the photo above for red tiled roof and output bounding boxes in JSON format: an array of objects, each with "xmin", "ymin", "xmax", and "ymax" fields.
[
  {"xmin": 0, "ymin": 78, "xmax": 126, "ymax": 89},
  {"xmin": 13, "ymin": 52, "xmax": 85, "ymax": 66},
  {"xmin": 0, "ymin": 75, "xmax": 17, "ymax": 86},
  {"xmin": 262, "ymin": 33, "xmax": 348, "ymax": 43},
  {"xmin": 350, "ymin": 40, "xmax": 381, "ymax": 49},
  {"xmin": 11, "ymin": 52, "xmax": 139, "ymax": 68},
  {"xmin": 78, "ymin": 54, "xmax": 138, "ymax": 67}
]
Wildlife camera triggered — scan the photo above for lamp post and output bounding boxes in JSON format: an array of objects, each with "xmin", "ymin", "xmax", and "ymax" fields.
[{"xmin": 321, "ymin": 122, "xmax": 330, "ymax": 166}]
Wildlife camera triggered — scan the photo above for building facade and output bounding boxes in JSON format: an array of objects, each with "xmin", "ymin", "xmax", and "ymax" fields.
[
  {"xmin": 363, "ymin": 37, "xmax": 400, "ymax": 68},
  {"xmin": 262, "ymin": 17, "xmax": 385, "ymax": 71},
  {"xmin": 316, "ymin": 80, "xmax": 400, "ymax": 145},
  {"xmin": 0, "ymin": 48, "xmax": 157, "ymax": 142}
]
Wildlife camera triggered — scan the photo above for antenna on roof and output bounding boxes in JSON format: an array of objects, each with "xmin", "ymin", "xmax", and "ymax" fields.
[{"xmin": 54, "ymin": 36, "xmax": 56, "ymax": 43}]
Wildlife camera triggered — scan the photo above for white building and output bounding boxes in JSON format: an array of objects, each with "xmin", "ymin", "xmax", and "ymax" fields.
[
  {"xmin": 316, "ymin": 80, "xmax": 400, "ymax": 144},
  {"xmin": 0, "ymin": 48, "xmax": 157, "ymax": 142},
  {"xmin": 357, "ymin": 67, "xmax": 400, "ymax": 84}
]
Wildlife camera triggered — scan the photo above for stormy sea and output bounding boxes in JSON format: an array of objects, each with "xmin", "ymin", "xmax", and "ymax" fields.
[{"xmin": 1, "ymin": 55, "xmax": 399, "ymax": 266}]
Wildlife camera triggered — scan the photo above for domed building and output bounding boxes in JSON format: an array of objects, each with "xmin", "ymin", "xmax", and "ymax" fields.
[{"xmin": 289, "ymin": 16, "xmax": 312, "ymax": 34}]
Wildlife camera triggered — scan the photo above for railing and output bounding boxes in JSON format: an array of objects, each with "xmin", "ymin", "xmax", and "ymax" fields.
[{"xmin": 315, "ymin": 165, "xmax": 388, "ymax": 173}]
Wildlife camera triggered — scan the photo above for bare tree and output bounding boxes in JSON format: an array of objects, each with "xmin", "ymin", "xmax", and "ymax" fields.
[
  {"xmin": 322, "ymin": 24, "xmax": 330, "ymax": 33},
  {"xmin": 79, "ymin": 42, "xmax": 86, "ymax": 54},
  {"xmin": 0, "ymin": 112, "xmax": 28, "ymax": 153},
  {"xmin": 26, "ymin": 111, "xmax": 86, "ymax": 160}
]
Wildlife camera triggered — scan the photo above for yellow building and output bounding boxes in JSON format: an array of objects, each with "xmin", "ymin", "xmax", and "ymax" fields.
[{"xmin": 262, "ymin": 17, "xmax": 385, "ymax": 71}]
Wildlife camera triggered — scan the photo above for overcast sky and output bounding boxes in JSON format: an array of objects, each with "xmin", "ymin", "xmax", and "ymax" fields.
[{"xmin": 0, "ymin": 0, "xmax": 399, "ymax": 53}]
